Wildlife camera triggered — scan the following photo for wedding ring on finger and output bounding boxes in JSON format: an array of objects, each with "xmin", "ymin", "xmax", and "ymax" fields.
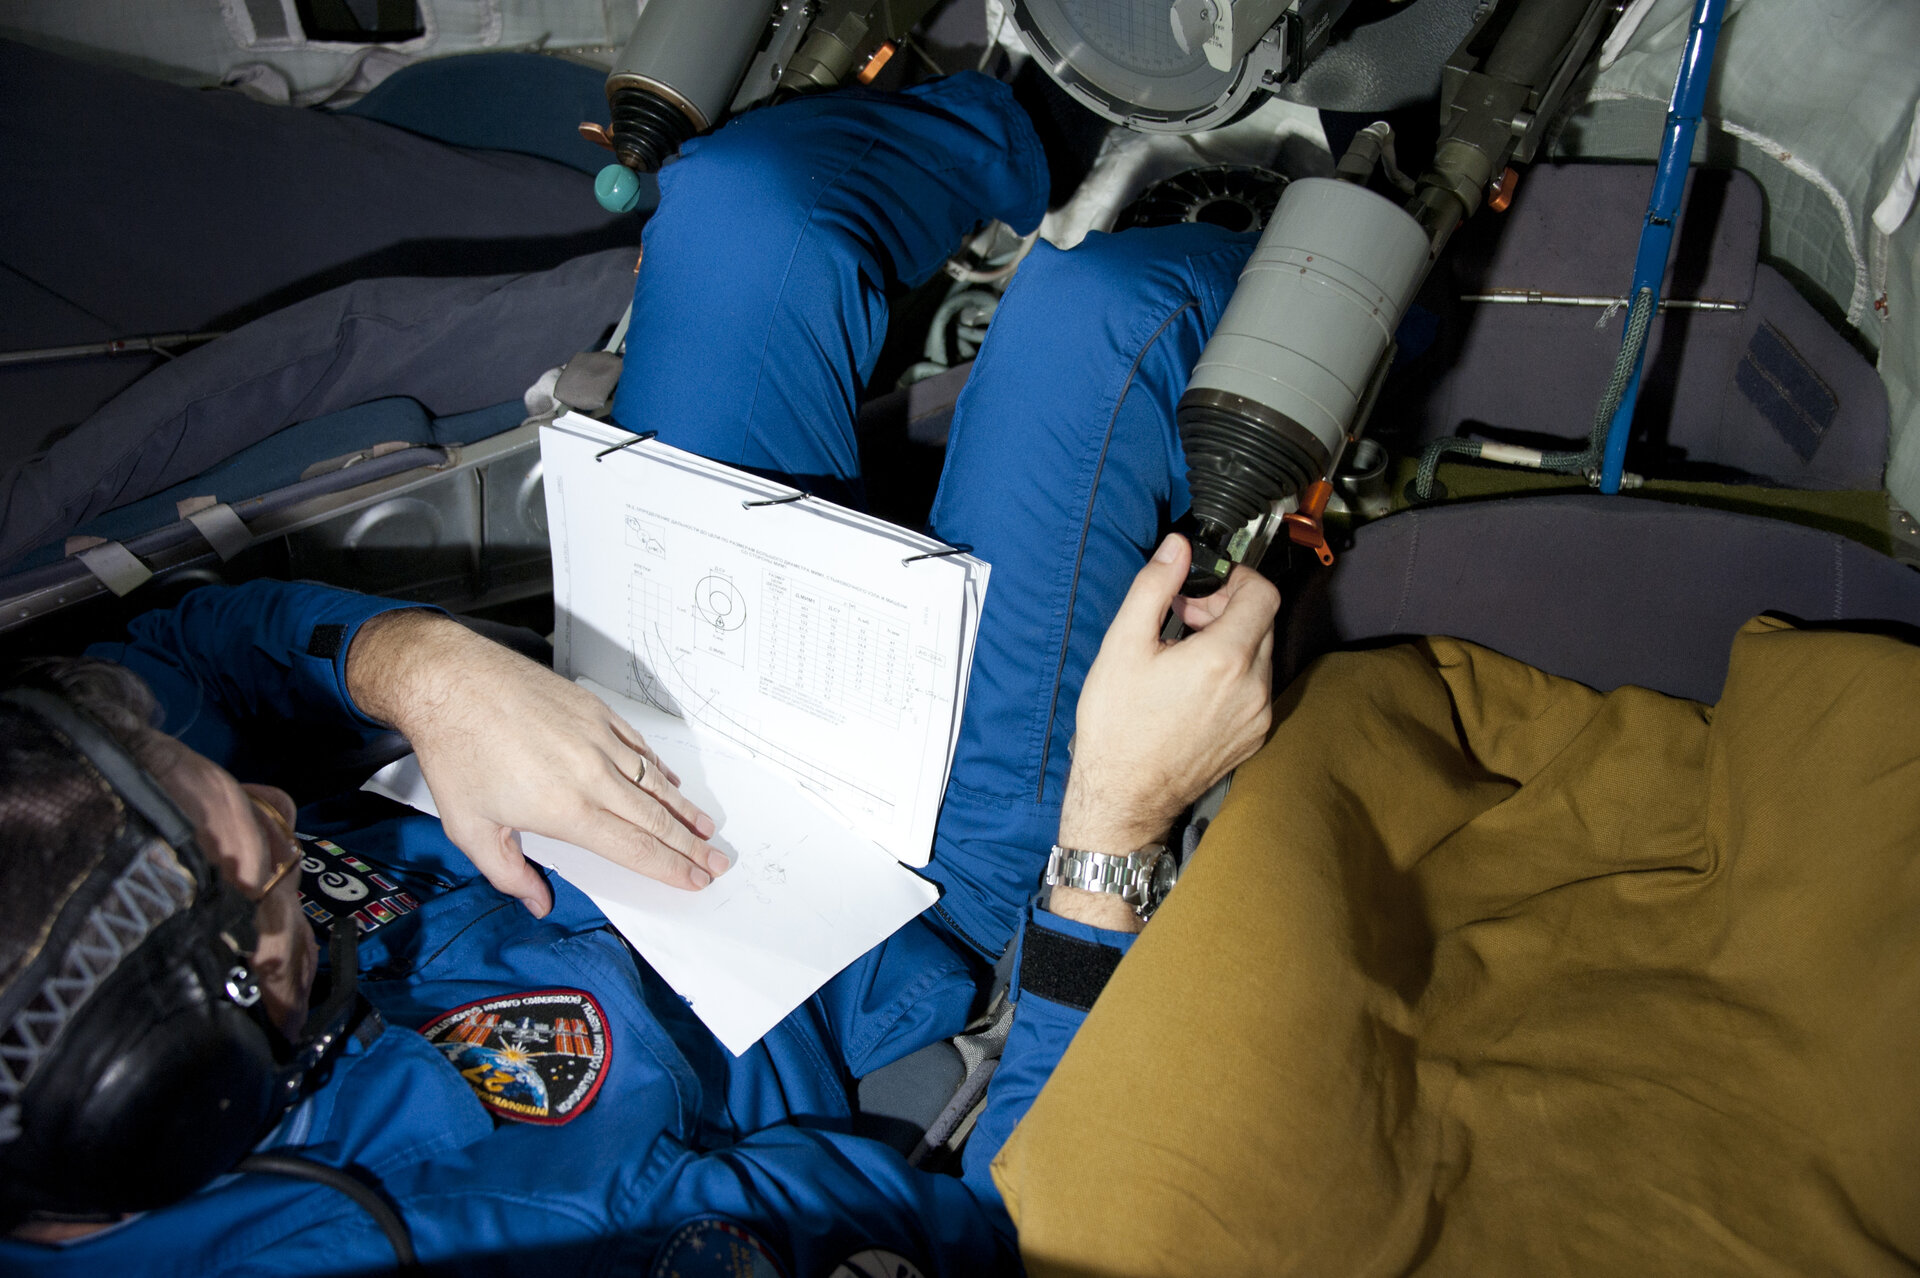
[{"xmin": 633, "ymin": 755, "xmax": 649, "ymax": 787}]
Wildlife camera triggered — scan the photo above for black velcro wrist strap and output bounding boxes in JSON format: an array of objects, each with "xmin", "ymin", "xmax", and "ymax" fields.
[
  {"xmin": 307, "ymin": 623, "xmax": 347, "ymax": 659},
  {"xmin": 1018, "ymin": 919, "xmax": 1126, "ymax": 1014}
]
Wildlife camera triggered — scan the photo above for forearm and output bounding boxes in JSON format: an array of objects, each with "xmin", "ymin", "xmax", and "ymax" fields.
[
  {"xmin": 344, "ymin": 607, "xmax": 499, "ymax": 735},
  {"xmin": 1043, "ymin": 884, "xmax": 1146, "ymax": 933},
  {"xmin": 963, "ymin": 905, "xmax": 1143, "ymax": 1199},
  {"xmin": 987, "ymin": 771, "xmax": 1157, "ymax": 1184},
  {"xmin": 1043, "ymin": 551, "xmax": 1279, "ymax": 931},
  {"xmin": 86, "ymin": 580, "xmax": 434, "ymax": 774},
  {"xmin": 1041, "ymin": 769, "xmax": 1170, "ymax": 934},
  {"xmin": 965, "ymin": 541, "xmax": 1278, "ymax": 1201}
]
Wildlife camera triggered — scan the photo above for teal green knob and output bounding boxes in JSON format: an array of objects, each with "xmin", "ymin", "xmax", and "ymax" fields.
[{"xmin": 595, "ymin": 163, "xmax": 642, "ymax": 213}]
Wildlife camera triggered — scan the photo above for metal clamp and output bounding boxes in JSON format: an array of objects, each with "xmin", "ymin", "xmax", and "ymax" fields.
[
  {"xmin": 181, "ymin": 501, "xmax": 252, "ymax": 562},
  {"xmin": 72, "ymin": 540, "xmax": 154, "ymax": 596}
]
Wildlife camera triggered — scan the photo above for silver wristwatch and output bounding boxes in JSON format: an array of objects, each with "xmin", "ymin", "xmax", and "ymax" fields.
[{"xmin": 1043, "ymin": 843, "xmax": 1179, "ymax": 920}]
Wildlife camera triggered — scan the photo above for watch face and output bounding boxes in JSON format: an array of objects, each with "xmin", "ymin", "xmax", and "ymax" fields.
[{"xmin": 1147, "ymin": 852, "xmax": 1179, "ymax": 909}]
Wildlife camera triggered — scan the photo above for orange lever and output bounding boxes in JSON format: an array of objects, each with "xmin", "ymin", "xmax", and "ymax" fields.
[
  {"xmin": 857, "ymin": 42, "xmax": 896, "ymax": 84},
  {"xmin": 1281, "ymin": 478, "xmax": 1336, "ymax": 567},
  {"xmin": 1488, "ymin": 166, "xmax": 1519, "ymax": 213}
]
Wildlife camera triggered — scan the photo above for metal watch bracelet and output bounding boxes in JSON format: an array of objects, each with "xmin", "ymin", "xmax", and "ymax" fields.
[{"xmin": 1043, "ymin": 844, "xmax": 1173, "ymax": 919}]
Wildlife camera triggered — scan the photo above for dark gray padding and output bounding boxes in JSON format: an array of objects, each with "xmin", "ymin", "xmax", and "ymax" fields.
[
  {"xmin": 1296, "ymin": 496, "xmax": 1920, "ymax": 703},
  {"xmin": 0, "ymin": 249, "xmax": 636, "ymax": 571},
  {"xmin": 854, "ymin": 360, "xmax": 974, "ymax": 447},
  {"xmin": 339, "ymin": 51, "xmax": 632, "ymax": 178},
  {"xmin": 1453, "ymin": 165, "xmax": 1763, "ymax": 302},
  {"xmin": 855, "ymin": 1040, "xmax": 967, "ymax": 1156},
  {"xmin": 1413, "ymin": 166, "xmax": 1888, "ymax": 490},
  {"xmin": 0, "ymin": 38, "xmax": 634, "ymax": 464}
]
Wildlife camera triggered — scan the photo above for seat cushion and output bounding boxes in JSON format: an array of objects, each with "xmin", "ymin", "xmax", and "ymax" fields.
[
  {"xmin": 1296, "ymin": 494, "xmax": 1920, "ymax": 703},
  {"xmin": 0, "ymin": 38, "xmax": 633, "ymax": 463},
  {"xmin": 1405, "ymin": 164, "xmax": 1888, "ymax": 489}
]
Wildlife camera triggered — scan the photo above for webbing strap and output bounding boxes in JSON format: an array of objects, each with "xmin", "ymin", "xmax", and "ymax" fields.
[
  {"xmin": 907, "ymin": 996, "xmax": 1015, "ymax": 1168},
  {"xmin": 73, "ymin": 540, "xmax": 154, "ymax": 596},
  {"xmin": 183, "ymin": 502, "xmax": 252, "ymax": 561}
]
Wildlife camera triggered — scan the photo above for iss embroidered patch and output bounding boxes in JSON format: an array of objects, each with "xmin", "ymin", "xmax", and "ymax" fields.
[{"xmin": 419, "ymin": 990, "xmax": 610, "ymax": 1125}]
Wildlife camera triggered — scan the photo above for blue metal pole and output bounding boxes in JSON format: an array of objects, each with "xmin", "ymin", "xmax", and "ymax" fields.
[{"xmin": 1597, "ymin": 0, "xmax": 1728, "ymax": 493}]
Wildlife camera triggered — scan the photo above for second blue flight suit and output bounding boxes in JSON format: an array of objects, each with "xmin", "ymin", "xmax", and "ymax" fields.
[{"xmin": 1, "ymin": 71, "xmax": 1258, "ymax": 1276}]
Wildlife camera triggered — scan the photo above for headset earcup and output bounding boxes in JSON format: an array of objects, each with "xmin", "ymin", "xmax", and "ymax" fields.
[{"xmin": 16, "ymin": 920, "xmax": 281, "ymax": 1214}]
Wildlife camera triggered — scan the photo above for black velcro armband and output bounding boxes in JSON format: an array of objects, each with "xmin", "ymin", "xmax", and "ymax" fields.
[
  {"xmin": 1019, "ymin": 919, "xmax": 1126, "ymax": 1013},
  {"xmin": 307, "ymin": 623, "xmax": 346, "ymax": 659}
]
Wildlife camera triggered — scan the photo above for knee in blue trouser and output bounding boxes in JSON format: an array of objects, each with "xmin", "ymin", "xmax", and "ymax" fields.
[
  {"xmin": 610, "ymin": 73, "xmax": 1048, "ymax": 491},
  {"xmin": 645, "ymin": 74, "xmax": 1046, "ymax": 286},
  {"xmin": 995, "ymin": 222, "xmax": 1254, "ymax": 339},
  {"xmin": 931, "ymin": 222, "xmax": 1256, "ymax": 537},
  {"xmin": 919, "ymin": 223, "xmax": 1258, "ymax": 956}
]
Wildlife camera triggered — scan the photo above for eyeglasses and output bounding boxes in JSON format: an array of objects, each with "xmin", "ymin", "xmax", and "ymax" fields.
[{"xmin": 246, "ymin": 795, "xmax": 301, "ymax": 902}]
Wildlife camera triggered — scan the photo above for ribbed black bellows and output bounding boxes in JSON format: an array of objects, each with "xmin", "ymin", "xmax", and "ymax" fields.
[
  {"xmin": 609, "ymin": 86, "xmax": 697, "ymax": 175},
  {"xmin": 1178, "ymin": 403, "xmax": 1319, "ymax": 533}
]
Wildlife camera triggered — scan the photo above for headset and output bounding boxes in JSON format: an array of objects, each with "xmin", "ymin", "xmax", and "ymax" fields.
[{"xmin": 0, "ymin": 687, "xmax": 363, "ymax": 1228}]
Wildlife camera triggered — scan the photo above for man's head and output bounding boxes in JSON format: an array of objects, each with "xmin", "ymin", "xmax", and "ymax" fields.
[{"xmin": 0, "ymin": 658, "xmax": 320, "ymax": 1228}]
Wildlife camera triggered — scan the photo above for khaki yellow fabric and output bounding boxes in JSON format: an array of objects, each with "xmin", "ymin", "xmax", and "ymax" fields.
[{"xmin": 994, "ymin": 619, "xmax": 1920, "ymax": 1277}]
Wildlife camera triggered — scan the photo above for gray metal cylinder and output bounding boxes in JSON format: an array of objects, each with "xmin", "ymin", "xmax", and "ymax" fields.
[
  {"xmin": 608, "ymin": 0, "xmax": 779, "ymax": 132},
  {"xmin": 1184, "ymin": 177, "xmax": 1430, "ymax": 468}
]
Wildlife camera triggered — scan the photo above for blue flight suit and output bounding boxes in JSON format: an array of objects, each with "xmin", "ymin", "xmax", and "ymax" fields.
[
  {"xmin": 0, "ymin": 578, "xmax": 1125, "ymax": 1276},
  {"xmin": 2, "ymin": 72, "xmax": 1259, "ymax": 1276}
]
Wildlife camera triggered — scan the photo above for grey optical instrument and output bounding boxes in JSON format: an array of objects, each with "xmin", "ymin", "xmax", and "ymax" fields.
[
  {"xmin": 1180, "ymin": 176, "xmax": 1431, "ymax": 530},
  {"xmin": 599, "ymin": 0, "xmax": 943, "ymax": 183},
  {"xmin": 1175, "ymin": 0, "xmax": 1615, "ymax": 596},
  {"xmin": 603, "ymin": 0, "xmax": 782, "ymax": 175}
]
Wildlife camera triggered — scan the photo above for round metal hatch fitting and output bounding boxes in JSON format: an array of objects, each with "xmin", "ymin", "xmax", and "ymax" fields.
[{"xmin": 1011, "ymin": 0, "xmax": 1284, "ymax": 133}]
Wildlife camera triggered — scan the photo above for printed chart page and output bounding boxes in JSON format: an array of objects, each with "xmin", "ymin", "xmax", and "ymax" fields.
[
  {"xmin": 540, "ymin": 414, "xmax": 989, "ymax": 867},
  {"xmin": 365, "ymin": 681, "xmax": 940, "ymax": 1055}
]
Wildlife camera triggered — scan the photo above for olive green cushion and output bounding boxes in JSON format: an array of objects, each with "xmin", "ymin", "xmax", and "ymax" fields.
[{"xmin": 994, "ymin": 618, "xmax": 1920, "ymax": 1277}]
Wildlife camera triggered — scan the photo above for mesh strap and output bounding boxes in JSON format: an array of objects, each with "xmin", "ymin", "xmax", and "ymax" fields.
[{"xmin": 1413, "ymin": 286, "xmax": 1659, "ymax": 498}]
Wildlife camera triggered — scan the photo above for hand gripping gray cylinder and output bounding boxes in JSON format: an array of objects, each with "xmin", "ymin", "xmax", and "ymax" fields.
[{"xmin": 1178, "ymin": 177, "xmax": 1429, "ymax": 529}]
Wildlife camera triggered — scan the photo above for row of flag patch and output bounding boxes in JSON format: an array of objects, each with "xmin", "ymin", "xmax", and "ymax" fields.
[{"xmin": 302, "ymin": 889, "xmax": 421, "ymax": 934}]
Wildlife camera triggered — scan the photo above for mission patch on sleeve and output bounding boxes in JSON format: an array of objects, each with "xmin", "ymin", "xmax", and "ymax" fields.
[
  {"xmin": 420, "ymin": 989, "xmax": 610, "ymax": 1125},
  {"xmin": 650, "ymin": 1218, "xmax": 786, "ymax": 1278}
]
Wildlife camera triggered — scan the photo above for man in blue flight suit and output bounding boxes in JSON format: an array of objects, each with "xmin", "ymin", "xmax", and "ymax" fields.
[{"xmin": 0, "ymin": 73, "xmax": 1278, "ymax": 1273}]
